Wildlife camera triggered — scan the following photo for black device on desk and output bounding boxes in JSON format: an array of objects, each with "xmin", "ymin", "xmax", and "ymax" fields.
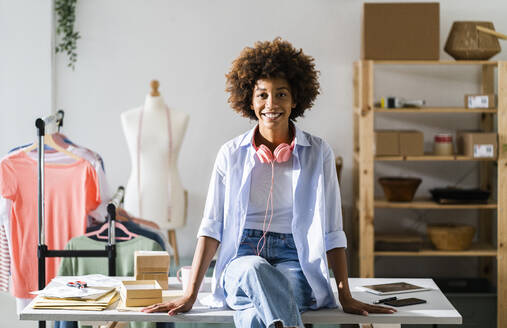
[{"xmin": 384, "ymin": 297, "xmax": 427, "ymax": 307}]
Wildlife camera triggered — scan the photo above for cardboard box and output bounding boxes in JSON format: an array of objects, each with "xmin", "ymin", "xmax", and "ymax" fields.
[
  {"xmin": 375, "ymin": 130, "xmax": 399, "ymax": 155},
  {"xmin": 135, "ymin": 273, "xmax": 169, "ymax": 290},
  {"xmin": 465, "ymin": 94, "xmax": 496, "ymax": 109},
  {"xmin": 399, "ymin": 131, "xmax": 424, "ymax": 156},
  {"xmin": 457, "ymin": 132, "xmax": 497, "ymax": 158},
  {"xmin": 375, "ymin": 130, "xmax": 424, "ymax": 156},
  {"xmin": 362, "ymin": 3, "xmax": 439, "ymax": 60},
  {"xmin": 134, "ymin": 251, "xmax": 170, "ymax": 274},
  {"xmin": 120, "ymin": 280, "xmax": 162, "ymax": 307}
]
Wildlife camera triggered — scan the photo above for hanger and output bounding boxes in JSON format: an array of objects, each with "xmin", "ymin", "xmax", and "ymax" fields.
[
  {"xmin": 85, "ymin": 220, "xmax": 138, "ymax": 241},
  {"xmin": 53, "ymin": 132, "xmax": 77, "ymax": 147},
  {"xmin": 23, "ymin": 133, "xmax": 81, "ymax": 161}
]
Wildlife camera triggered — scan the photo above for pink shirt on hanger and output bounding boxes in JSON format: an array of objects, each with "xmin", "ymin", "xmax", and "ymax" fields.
[{"xmin": 0, "ymin": 151, "xmax": 100, "ymax": 298}]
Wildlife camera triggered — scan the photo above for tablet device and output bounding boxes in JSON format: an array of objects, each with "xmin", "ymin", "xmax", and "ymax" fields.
[
  {"xmin": 362, "ymin": 282, "xmax": 430, "ymax": 295},
  {"xmin": 384, "ymin": 297, "xmax": 427, "ymax": 307}
]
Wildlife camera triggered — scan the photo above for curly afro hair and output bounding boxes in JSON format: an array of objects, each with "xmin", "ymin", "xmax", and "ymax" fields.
[{"xmin": 225, "ymin": 38, "xmax": 320, "ymax": 121}]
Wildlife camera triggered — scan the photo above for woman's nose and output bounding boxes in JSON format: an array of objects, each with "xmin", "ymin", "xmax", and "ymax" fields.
[{"xmin": 265, "ymin": 95, "xmax": 275, "ymax": 108}]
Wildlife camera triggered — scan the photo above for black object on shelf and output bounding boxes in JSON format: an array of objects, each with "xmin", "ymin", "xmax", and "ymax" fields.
[
  {"xmin": 429, "ymin": 187, "xmax": 491, "ymax": 204},
  {"xmin": 434, "ymin": 277, "xmax": 493, "ymax": 293}
]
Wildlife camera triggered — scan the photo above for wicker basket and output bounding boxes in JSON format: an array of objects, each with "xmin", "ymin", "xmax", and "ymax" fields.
[
  {"xmin": 427, "ymin": 224, "xmax": 476, "ymax": 251},
  {"xmin": 378, "ymin": 177, "xmax": 422, "ymax": 202},
  {"xmin": 444, "ymin": 21, "xmax": 500, "ymax": 60}
]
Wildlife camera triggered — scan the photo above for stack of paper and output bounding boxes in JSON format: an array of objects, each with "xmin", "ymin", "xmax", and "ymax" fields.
[
  {"xmin": 31, "ymin": 274, "xmax": 123, "ymax": 311},
  {"xmin": 32, "ymin": 289, "xmax": 119, "ymax": 311}
]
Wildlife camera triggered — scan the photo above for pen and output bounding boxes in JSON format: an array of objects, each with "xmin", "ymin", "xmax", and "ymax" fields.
[{"xmin": 374, "ymin": 296, "xmax": 397, "ymax": 304}]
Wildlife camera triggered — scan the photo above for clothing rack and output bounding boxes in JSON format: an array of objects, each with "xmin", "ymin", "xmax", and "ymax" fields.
[{"xmin": 35, "ymin": 111, "xmax": 120, "ymax": 328}]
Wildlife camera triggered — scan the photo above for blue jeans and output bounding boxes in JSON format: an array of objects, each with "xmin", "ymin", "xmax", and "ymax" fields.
[{"xmin": 223, "ymin": 229, "xmax": 315, "ymax": 328}]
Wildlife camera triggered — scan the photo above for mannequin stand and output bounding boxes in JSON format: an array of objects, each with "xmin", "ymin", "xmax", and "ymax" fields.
[
  {"xmin": 167, "ymin": 230, "xmax": 180, "ymax": 266},
  {"xmin": 167, "ymin": 190, "xmax": 187, "ymax": 267}
]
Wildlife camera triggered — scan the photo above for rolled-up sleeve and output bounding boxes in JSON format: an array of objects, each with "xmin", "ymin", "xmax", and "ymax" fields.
[
  {"xmin": 322, "ymin": 142, "xmax": 347, "ymax": 251},
  {"xmin": 197, "ymin": 146, "xmax": 227, "ymax": 243}
]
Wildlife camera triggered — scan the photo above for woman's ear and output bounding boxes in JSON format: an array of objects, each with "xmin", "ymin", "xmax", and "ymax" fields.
[{"xmin": 292, "ymin": 103, "xmax": 296, "ymax": 108}]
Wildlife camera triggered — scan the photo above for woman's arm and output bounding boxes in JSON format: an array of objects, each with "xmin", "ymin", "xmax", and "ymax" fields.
[
  {"xmin": 327, "ymin": 247, "xmax": 395, "ymax": 315},
  {"xmin": 141, "ymin": 236, "xmax": 219, "ymax": 315}
]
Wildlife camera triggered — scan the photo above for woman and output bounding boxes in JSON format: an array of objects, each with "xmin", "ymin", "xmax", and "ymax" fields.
[{"xmin": 142, "ymin": 38, "xmax": 394, "ymax": 327}]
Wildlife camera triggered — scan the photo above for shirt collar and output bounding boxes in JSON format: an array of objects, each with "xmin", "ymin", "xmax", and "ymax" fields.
[{"xmin": 239, "ymin": 123, "xmax": 311, "ymax": 148}]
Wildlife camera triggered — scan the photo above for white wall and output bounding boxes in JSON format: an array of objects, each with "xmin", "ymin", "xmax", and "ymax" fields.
[
  {"xmin": 55, "ymin": 0, "xmax": 507, "ymax": 260},
  {"xmin": 1, "ymin": 1, "xmax": 53, "ymax": 326},
  {"xmin": 2, "ymin": 1, "xmax": 507, "ymax": 326}
]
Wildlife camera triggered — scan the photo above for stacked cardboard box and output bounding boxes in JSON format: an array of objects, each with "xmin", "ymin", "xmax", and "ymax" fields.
[
  {"xmin": 134, "ymin": 251, "xmax": 170, "ymax": 290},
  {"xmin": 375, "ymin": 130, "xmax": 424, "ymax": 156}
]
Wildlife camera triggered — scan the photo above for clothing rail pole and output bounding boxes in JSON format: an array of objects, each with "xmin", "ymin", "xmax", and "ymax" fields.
[
  {"xmin": 35, "ymin": 110, "xmax": 64, "ymax": 248},
  {"xmin": 106, "ymin": 186, "xmax": 124, "ymax": 276},
  {"xmin": 35, "ymin": 110, "xmax": 63, "ymax": 328}
]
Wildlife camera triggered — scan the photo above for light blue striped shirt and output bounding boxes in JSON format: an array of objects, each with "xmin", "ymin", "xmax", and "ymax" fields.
[{"xmin": 197, "ymin": 124, "xmax": 347, "ymax": 309}]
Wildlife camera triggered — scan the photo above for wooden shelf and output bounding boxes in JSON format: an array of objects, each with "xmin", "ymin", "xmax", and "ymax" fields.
[
  {"xmin": 374, "ymin": 107, "xmax": 497, "ymax": 113},
  {"xmin": 375, "ymin": 154, "xmax": 497, "ymax": 161},
  {"xmin": 354, "ymin": 60, "xmax": 507, "ymax": 327},
  {"xmin": 375, "ymin": 243, "xmax": 497, "ymax": 257},
  {"xmin": 375, "ymin": 198, "xmax": 497, "ymax": 209},
  {"xmin": 372, "ymin": 60, "xmax": 498, "ymax": 66}
]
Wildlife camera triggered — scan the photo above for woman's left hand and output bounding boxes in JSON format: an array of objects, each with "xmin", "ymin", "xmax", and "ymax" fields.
[{"xmin": 340, "ymin": 296, "xmax": 396, "ymax": 316}]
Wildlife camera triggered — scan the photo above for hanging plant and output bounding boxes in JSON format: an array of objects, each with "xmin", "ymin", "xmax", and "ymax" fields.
[{"xmin": 55, "ymin": 0, "xmax": 80, "ymax": 70}]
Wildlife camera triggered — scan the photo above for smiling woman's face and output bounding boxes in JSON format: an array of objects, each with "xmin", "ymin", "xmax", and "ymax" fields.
[{"xmin": 251, "ymin": 77, "xmax": 296, "ymax": 132}]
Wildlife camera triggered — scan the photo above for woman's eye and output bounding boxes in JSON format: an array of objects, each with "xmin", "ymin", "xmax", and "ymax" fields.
[{"xmin": 257, "ymin": 93, "xmax": 268, "ymax": 98}]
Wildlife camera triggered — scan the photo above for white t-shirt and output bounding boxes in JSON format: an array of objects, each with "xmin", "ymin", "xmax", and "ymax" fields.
[{"xmin": 244, "ymin": 156, "xmax": 293, "ymax": 233}]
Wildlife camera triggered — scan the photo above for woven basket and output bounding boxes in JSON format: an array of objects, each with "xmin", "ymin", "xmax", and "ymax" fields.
[
  {"xmin": 444, "ymin": 21, "xmax": 501, "ymax": 60},
  {"xmin": 427, "ymin": 224, "xmax": 476, "ymax": 251},
  {"xmin": 378, "ymin": 177, "xmax": 422, "ymax": 202}
]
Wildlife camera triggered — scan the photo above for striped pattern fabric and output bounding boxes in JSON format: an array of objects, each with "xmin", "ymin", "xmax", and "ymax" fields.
[{"xmin": 0, "ymin": 225, "xmax": 10, "ymax": 291}]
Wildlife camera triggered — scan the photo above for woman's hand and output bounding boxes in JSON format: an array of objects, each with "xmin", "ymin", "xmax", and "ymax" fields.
[
  {"xmin": 141, "ymin": 295, "xmax": 196, "ymax": 316},
  {"xmin": 340, "ymin": 295, "xmax": 396, "ymax": 316}
]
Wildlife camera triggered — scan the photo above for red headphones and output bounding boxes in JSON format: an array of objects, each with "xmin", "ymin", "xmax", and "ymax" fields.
[{"xmin": 252, "ymin": 126, "xmax": 295, "ymax": 164}]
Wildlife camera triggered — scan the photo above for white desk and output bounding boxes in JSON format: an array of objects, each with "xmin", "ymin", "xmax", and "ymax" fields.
[{"xmin": 20, "ymin": 277, "xmax": 462, "ymax": 327}]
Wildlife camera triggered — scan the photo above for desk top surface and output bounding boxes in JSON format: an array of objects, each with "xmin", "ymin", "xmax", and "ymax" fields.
[{"xmin": 20, "ymin": 277, "xmax": 462, "ymax": 325}]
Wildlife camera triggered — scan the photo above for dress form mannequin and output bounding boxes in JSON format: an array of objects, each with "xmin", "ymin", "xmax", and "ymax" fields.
[{"xmin": 121, "ymin": 80, "xmax": 189, "ymax": 264}]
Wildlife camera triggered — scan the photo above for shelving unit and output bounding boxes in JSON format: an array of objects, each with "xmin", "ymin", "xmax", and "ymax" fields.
[{"xmin": 353, "ymin": 60, "xmax": 507, "ymax": 327}]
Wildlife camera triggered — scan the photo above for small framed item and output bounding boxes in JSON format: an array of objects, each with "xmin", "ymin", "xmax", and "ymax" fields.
[
  {"xmin": 362, "ymin": 282, "xmax": 430, "ymax": 295},
  {"xmin": 384, "ymin": 297, "xmax": 427, "ymax": 307}
]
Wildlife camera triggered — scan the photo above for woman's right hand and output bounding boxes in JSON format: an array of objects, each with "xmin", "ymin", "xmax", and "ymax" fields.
[{"xmin": 141, "ymin": 295, "xmax": 196, "ymax": 316}]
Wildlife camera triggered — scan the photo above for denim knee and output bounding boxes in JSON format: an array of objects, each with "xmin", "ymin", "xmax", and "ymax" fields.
[{"xmin": 243, "ymin": 257, "xmax": 289, "ymax": 287}]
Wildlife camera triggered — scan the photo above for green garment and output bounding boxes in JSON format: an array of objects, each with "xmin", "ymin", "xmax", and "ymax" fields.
[
  {"xmin": 58, "ymin": 235, "xmax": 163, "ymax": 328},
  {"xmin": 58, "ymin": 235, "xmax": 162, "ymax": 276}
]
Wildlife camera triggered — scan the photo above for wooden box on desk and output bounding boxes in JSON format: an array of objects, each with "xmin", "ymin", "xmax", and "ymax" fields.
[
  {"xmin": 135, "ymin": 272, "xmax": 169, "ymax": 290},
  {"xmin": 134, "ymin": 250, "xmax": 170, "ymax": 273},
  {"xmin": 120, "ymin": 280, "xmax": 162, "ymax": 307},
  {"xmin": 134, "ymin": 251, "xmax": 170, "ymax": 290}
]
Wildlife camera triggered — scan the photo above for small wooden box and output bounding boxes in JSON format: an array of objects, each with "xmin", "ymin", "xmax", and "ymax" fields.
[
  {"xmin": 120, "ymin": 280, "xmax": 162, "ymax": 307},
  {"xmin": 134, "ymin": 251, "xmax": 170, "ymax": 274},
  {"xmin": 135, "ymin": 273, "xmax": 169, "ymax": 290}
]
